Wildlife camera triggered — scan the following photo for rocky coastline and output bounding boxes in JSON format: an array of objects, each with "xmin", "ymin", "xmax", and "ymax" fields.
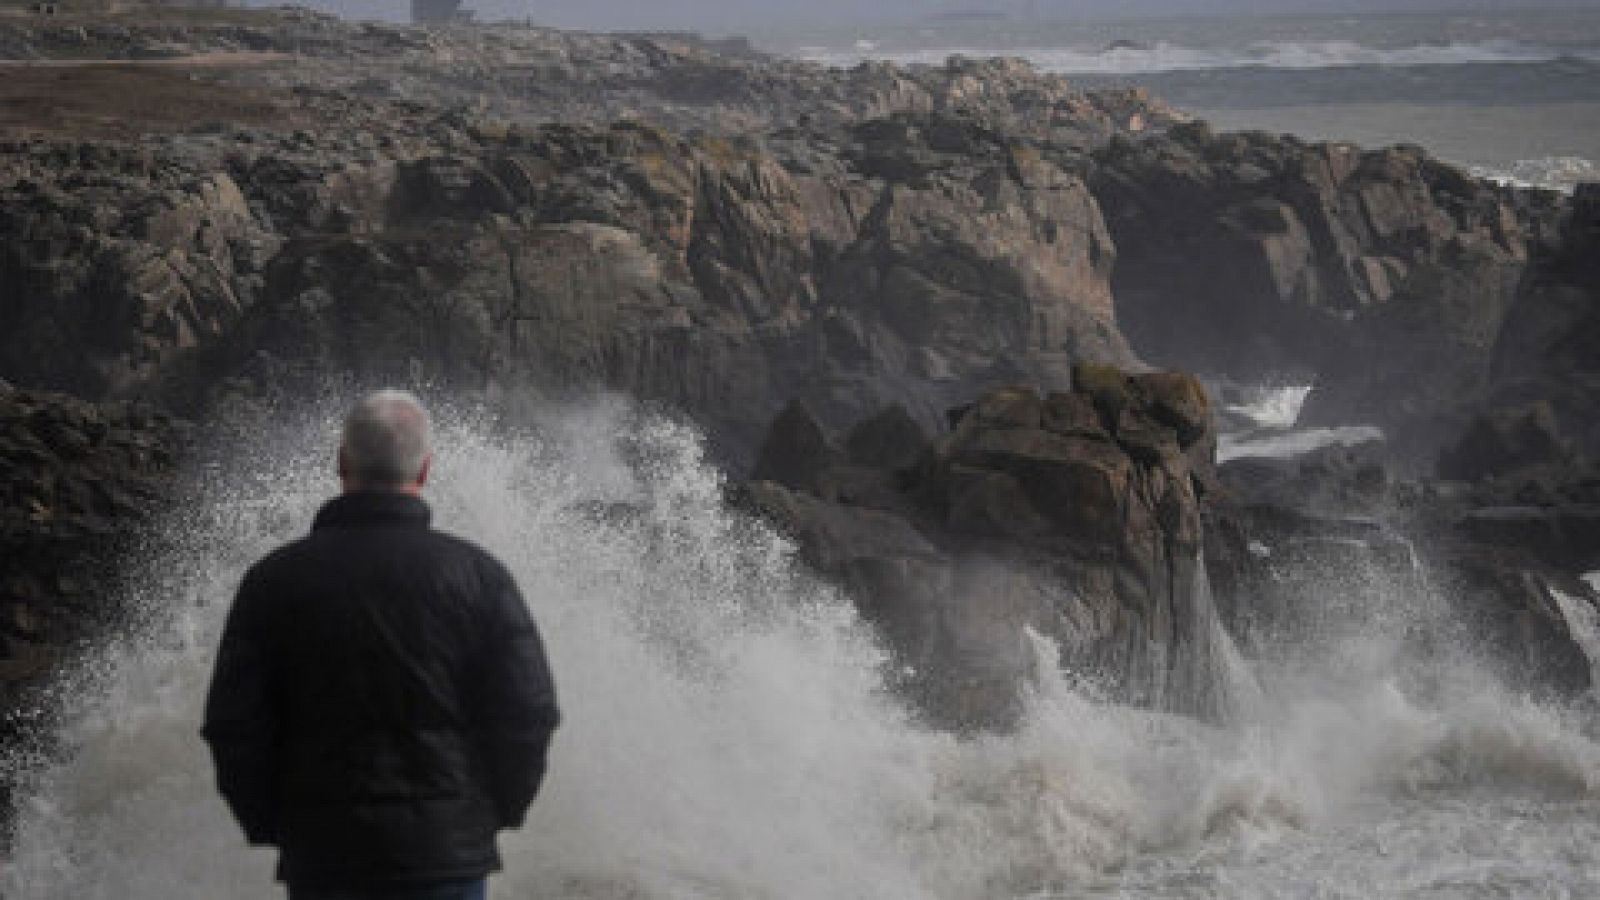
[{"xmin": 1, "ymin": 6, "xmax": 1597, "ymax": 805}]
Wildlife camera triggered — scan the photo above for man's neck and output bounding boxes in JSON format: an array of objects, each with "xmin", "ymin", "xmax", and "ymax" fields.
[{"xmin": 341, "ymin": 483, "xmax": 424, "ymax": 497}]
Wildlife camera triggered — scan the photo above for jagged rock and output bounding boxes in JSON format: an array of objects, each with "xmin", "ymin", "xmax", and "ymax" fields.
[
  {"xmin": 1092, "ymin": 127, "xmax": 1554, "ymax": 467},
  {"xmin": 1432, "ymin": 546, "xmax": 1597, "ymax": 697},
  {"xmin": 741, "ymin": 373, "xmax": 1239, "ymax": 729},
  {"xmin": 1202, "ymin": 502, "xmax": 1428, "ymax": 658},
  {"xmin": 1438, "ymin": 402, "xmax": 1576, "ymax": 482},
  {"xmin": 1477, "ymin": 182, "xmax": 1600, "ymax": 460},
  {"xmin": 3, "ymin": 114, "xmax": 1137, "ymax": 465},
  {"xmin": 0, "ymin": 149, "xmax": 274, "ymax": 397},
  {"xmin": 843, "ymin": 403, "xmax": 927, "ymax": 471},
  {"xmin": 733, "ymin": 480, "xmax": 951, "ymax": 694},
  {"xmin": 1220, "ymin": 441, "xmax": 1391, "ymax": 517},
  {"xmin": 1454, "ymin": 506, "xmax": 1600, "ymax": 573},
  {"xmin": 1207, "ymin": 443, "xmax": 1600, "ymax": 697},
  {"xmin": 751, "ymin": 400, "xmax": 841, "ymax": 495},
  {"xmin": 0, "ymin": 384, "xmax": 185, "ymax": 804}
]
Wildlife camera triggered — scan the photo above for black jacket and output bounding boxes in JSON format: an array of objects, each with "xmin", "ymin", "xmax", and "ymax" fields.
[{"xmin": 201, "ymin": 491, "xmax": 560, "ymax": 887}]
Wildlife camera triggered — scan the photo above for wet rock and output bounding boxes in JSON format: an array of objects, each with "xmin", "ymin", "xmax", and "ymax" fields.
[
  {"xmin": 1433, "ymin": 546, "xmax": 1597, "ymax": 697},
  {"xmin": 3, "ymin": 113, "xmax": 1135, "ymax": 465},
  {"xmin": 1220, "ymin": 440, "xmax": 1392, "ymax": 518},
  {"xmin": 1202, "ymin": 501, "xmax": 1428, "ymax": 659},
  {"xmin": 1091, "ymin": 129, "xmax": 1550, "ymax": 467},
  {"xmin": 1207, "ymin": 441, "xmax": 1600, "ymax": 697},
  {"xmin": 1477, "ymin": 182, "xmax": 1600, "ymax": 461},
  {"xmin": 751, "ymin": 400, "xmax": 842, "ymax": 495},
  {"xmin": 0, "ymin": 383, "xmax": 185, "ymax": 804},
  {"xmin": 843, "ymin": 403, "xmax": 928, "ymax": 471},
  {"xmin": 741, "ymin": 372, "xmax": 1238, "ymax": 729},
  {"xmin": 1454, "ymin": 506, "xmax": 1600, "ymax": 573},
  {"xmin": 1438, "ymin": 402, "xmax": 1577, "ymax": 482}
]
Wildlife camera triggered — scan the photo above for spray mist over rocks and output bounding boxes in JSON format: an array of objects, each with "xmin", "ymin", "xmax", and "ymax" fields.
[{"xmin": 4, "ymin": 399, "xmax": 1600, "ymax": 899}]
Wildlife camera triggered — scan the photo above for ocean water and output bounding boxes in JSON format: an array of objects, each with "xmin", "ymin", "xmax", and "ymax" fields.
[
  {"xmin": 2, "ymin": 400, "xmax": 1598, "ymax": 898},
  {"xmin": 1214, "ymin": 383, "xmax": 1386, "ymax": 463},
  {"xmin": 760, "ymin": 9, "xmax": 1600, "ymax": 193}
]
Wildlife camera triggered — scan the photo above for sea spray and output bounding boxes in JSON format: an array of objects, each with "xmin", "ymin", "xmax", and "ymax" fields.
[
  {"xmin": 0, "ymin": 402, "xmax": 1144, "ymax": 899},
  {"xmin": 1223, "ymin": 384, "xmax": 1314, "ymax": 432},
  {"xmin": 4, "ymin": 401, "xmax": 1600, "ymax": 898}
]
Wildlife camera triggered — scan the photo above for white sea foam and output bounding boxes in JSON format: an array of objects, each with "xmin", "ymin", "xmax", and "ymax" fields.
[
  {"xmin": 1550, "ymin": 588, "xmax": 1600, "ymax": 688},
  {"xmin": 801, "ymin": 39, "xmax": 1599, "ymax": 75},
  {"xmin": 1218, "ymin": 425, "xmax": 1384, "ymax": 463},
  {"xmin": 1471, "ymin": 156, "xmax": 1599, "ymax": 194},
  {"xmin": 1224, "ymin": 384, "xmax": 1314, "ymax": 431},
  {"xmin": 2, "ymin": 400, "xmax": 1598, "ymax": 898}
]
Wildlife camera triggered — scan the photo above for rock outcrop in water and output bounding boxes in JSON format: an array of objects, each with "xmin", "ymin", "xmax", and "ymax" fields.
[
  {"xmin": 1207, "ymin": 435, "xmax": 1599, "ymax": 697},
  {"xmin": 1477, "ymin": 182, "xmax": 1600, "ymax": 462},
  {"xmin": 739, "ymin": 369, "xmax": 1240, "ymax": 728},
  {"xmin": 1091, "ymin": 121, "xmax": 1565, "ymax": 465}
]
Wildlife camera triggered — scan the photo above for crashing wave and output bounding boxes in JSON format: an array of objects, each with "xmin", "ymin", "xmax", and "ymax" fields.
[
  {"xmin": 1219, "ymin": 425, "xmax": 1385, "ymax": 463},
  {"xmin": 1223, "ymin": 384, "xmax": 1315, "ymax": 432},
  {"xmin": 1471, "ymin": 156, "xmax": 1599, "ymax": 194},
  {"xmin": 798, "ymin": 38, "xmax": 1600, "ymax": 75},
  {"xmin": 3, "ymin": 402, "xmax": 1597, "ymax": 898}
]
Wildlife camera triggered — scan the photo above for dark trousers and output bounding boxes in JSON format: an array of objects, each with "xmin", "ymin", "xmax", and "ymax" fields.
[{"xmin": 288, "ymin": 878, "xmax": 487, "ymax": 900}]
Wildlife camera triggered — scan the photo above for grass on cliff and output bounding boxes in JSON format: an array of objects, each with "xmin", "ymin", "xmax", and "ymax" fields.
[{"xmin": 0, "ymin": 60, "xmax": 299, "ymax": 139}]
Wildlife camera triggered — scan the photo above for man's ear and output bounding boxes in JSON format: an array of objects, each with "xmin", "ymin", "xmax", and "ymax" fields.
[{"xmin": 414, "ymin": 454, "xmax": 433, "ymax": 489}]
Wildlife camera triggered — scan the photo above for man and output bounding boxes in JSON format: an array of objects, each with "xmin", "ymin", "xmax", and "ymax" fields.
[{"xmin": 203, "ymin": 390, "xmax": 560, "ymax": 900}]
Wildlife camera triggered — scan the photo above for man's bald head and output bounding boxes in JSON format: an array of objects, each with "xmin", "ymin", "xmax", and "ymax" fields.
[{"xmin": 338, "ymin": 389, "xmax": 433, "ymax": 493}]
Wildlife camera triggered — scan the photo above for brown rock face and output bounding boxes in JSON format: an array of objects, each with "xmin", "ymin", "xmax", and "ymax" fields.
[
  {"xmin": 1480, "ymin": 182, "xmax": 1600, "ymax": 461},
  {"xmin": 740, "ymin": 372, "xmax": 1243, "ymax": 730},
  {"xmin": 1, "ymin": 117, "xmax": 1134, "ymax": 464},
  {"xmin": 1090, "ymin": 123, "xmax": 1555, "ymax": 464},
  {"xmin": 0, "ymin": 146, "xmax": 277, "ymax": 397}
]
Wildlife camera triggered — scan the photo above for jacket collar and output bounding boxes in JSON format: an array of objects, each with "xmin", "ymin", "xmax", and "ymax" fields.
[{"xmin": 313, "ymin": 491, "xmax": 432, "ymax": 531}]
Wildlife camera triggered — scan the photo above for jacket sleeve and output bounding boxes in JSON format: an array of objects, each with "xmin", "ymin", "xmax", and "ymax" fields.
[
  {"xmin": 473, "ymin": 559, "xmax": 561, "ymax": 830},
  {"xmin": 200, "ymin": 567, "xmax": 281, "ymax": 846}
]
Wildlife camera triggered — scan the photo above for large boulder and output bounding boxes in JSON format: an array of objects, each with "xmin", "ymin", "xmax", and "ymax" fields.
[{"xmin": 739, "ymin": 372, "xmax": 1244, "ymax": 729}]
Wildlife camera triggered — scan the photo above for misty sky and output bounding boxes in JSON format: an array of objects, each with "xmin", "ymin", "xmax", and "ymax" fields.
[{"xmin": 261, "ymin": 0, "xmax": 1597, "ymax": 32}]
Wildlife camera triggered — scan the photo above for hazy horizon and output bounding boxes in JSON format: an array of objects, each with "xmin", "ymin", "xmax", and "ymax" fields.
[{"xmin": 249, "ymin": 0, "xmax": 1600, "ymax": 33}]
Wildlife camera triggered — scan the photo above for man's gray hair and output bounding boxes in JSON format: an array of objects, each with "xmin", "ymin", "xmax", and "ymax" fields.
[{"xmin": 340, "ymin": 389, "xmax": 432, "ymax": 489}]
